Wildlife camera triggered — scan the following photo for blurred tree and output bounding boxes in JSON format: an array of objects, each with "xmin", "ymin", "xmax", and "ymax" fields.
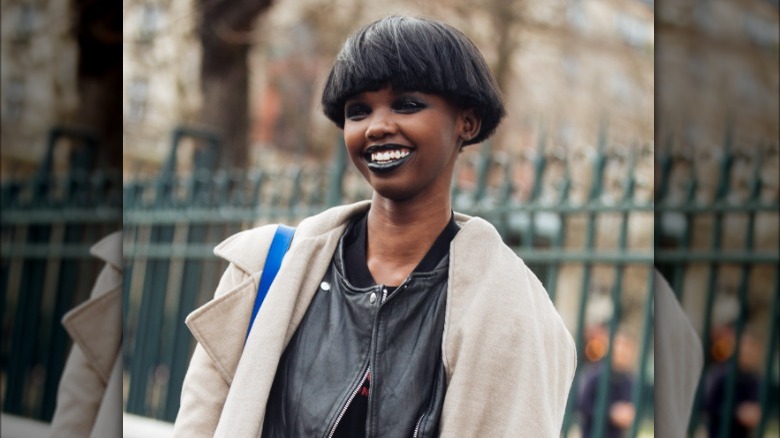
[
  {"xmin": 72, "ymin": 0, "xmax": 122, "ymax": 171},
  {"xmin": 415, "ymin": 0, "xmax": 529, "ymax": 153},
  {"xmin": 299, "ymin": 0, "xmax": 366, "ymax": 60},
  {"xmin": 198, "ymin": 0, "xmax": 274, "ymax": 169},
  {"xmin": 293, "ymin": 0, "xmax": 367, "ymax": 156},
  {"xmin": 416, "ymin": 0, "xmax": 527, "ymax": 99}
]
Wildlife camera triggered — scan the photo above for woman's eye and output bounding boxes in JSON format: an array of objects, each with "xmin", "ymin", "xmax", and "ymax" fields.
[
  {"xmin": 395, "ymin": 100, "xmax": 425, "ymax": 112},
  {"xmin": 345, "ymin": 104, "xmax": 370, "ymax": 121}
]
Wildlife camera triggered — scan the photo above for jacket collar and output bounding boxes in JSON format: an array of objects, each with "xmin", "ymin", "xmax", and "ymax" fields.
[
  {"xmin": 89, "ymin": 231, "xmax": 123, "ymax": 270},
  {"xmin": 61, "ymin": 233, "xmax": 123, "ymax": 383},
  {"xmin": 186, "ymin": 202, "xmax": 372, "ymax": 385},
  {"xmin": 62, "ymin": 289, "xmax": 122, "ymax": 383}
]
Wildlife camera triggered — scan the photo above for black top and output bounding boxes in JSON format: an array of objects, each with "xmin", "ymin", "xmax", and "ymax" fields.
[
  {"xmin": 342, "ymin": 211, "xmax": 460, "ymax": 288},
  {"xmin": 332, "ymin": 212, "xmax": 459, "ymax": 438}
]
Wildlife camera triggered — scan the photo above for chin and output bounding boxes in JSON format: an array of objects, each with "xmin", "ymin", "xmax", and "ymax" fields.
[
  {"xmin": 368, "ymin": 176, "xmax": 432, "ymax": 203},
  {"xmin": 370, "ymin": 185, "xmax": 417, "ymax": 203},
  {"xmin": 354, "ymin": 167, "xmax": 409, "ymax": 202}
]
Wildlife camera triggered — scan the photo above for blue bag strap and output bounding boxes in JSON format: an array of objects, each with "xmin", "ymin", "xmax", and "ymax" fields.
[{"xmin": 245, "ymin": 224, "xmax": 295, "ymax": 341}]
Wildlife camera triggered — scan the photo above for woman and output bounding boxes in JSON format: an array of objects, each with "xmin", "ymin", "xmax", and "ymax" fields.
[{"xmin": 174, "ymin": 16, "xmax": 575, "ymax": 437}]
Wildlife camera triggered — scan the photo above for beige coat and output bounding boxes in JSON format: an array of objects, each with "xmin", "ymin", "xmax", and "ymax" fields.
[
  {"xmin": 49, "ymin": 232, "xmax": 123, "ymax": 438},
  {"xmin": 174, "ymin": 202, "xmax": 576, "ymax": 437},
  {"xmin": 653, "ymin": 271, "xmax": 703, "ymax": 437}
]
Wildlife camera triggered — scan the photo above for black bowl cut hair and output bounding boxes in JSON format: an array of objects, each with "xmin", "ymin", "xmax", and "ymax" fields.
[{"xmin": 321, "ymin": 16, "xmax": 506, "ymax": 146}]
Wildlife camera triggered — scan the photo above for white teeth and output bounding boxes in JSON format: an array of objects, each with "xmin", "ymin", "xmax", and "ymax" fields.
[{"xmin": 370, "ymin": 149, "xmax": 410, "ymax": 163}]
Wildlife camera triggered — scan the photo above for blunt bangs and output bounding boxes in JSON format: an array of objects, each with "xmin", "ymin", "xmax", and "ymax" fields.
[{"xmin": 321, "ymin": 16, "xmax": 506, "ymax": 146}]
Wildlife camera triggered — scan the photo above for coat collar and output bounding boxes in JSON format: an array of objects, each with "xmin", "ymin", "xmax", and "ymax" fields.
[
  {"xmin": 61, "ymin": 233, "xmax": 123, "ymax": 383},
  {"xmin": 89, "ymin": 231, "xmax": 123, "ymax": 270},
  {"xmin": 61, "ymin": 289, "xmax": 122, "ymax": 383},
  {"xmin": 186, "ymin": 202, "xmax": 372, "ymax": 385}
]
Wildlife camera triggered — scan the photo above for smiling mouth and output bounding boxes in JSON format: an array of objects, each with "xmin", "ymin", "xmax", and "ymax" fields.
[{"xmin": 363, "ymin": 145, "xmax": 414, "ymax": 174}]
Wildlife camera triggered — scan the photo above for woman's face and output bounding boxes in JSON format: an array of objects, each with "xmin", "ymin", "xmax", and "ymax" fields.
[{"xmin": 343, "ymin": 87, "xmax": 476, "ymax": 202}]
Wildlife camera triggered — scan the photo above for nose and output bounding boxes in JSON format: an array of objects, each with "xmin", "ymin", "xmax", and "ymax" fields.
[{"xmin": 365, "ymin": 111, "xmax": 397, "ymax": 140}]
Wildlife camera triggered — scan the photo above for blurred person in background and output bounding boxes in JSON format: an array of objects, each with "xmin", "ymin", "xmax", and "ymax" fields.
[
  {"xmin": 173, "ymin": 15, "xmax": 575, "ymax": 437},
  {"xmin": 577, "ymin": 329, "xmax": 637, "ymax": 438},
  {"xmin": 704, "ymin": 327, "xmax": 763, "ymax": 438}
]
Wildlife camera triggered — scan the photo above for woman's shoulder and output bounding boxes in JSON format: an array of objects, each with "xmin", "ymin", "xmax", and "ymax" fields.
[
  {"xmin": 446, "ymin": 215, "xmax": 576, "ymax": 376},
  {"xmin": 450, "ymin": 214, "xmax": 568, "ymax": 327},
  {"xmin": 450, "ymin": 214, "xmax": 525, "ymax": 286}
]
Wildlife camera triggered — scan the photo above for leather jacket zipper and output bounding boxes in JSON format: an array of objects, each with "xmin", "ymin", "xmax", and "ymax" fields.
[
  {"xmin": 382, "ymin": 277, "xmax": 411, "ymax": 304},
  {"xmin": 327, "ymin": 285, "xmax": 382, "ymax": 437},
  {"xmin": 328, "ymin": 280, "xmax": 411, "ymax": 437},
  {"xmin": 412, "ymin": 412, "xmax": 425, "ymax": 438},
  {"xmin": 327, "ymin": 367, "xmax": 370, "ymax": 438}
]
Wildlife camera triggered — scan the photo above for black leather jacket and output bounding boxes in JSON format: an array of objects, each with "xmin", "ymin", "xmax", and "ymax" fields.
[{"xmin": 262, "ymin": 230, "xmax": 449, "ymax": 437}]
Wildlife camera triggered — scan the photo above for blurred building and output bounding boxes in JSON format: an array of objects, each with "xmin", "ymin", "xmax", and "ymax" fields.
[
  {"xmin": 117, "ymin": 0, "xmax": 655, "ymax": 172},
  {"xmin": 122, "ymin": 0, "xmax": 202, "ymax": 176},
  {"xmin": 657, "ymin": 0, "xmax": 779, "ymax": 149},
  {"xmin": 0, "ymin": 0, "xmax": 79, "ymax": 177},
  {"xmin": 485, "ymin": 0, "xmax": 654, "ymax": 152},
  {"xmin": 1, "ymin": 0, "xmax": 124, "ymax": 178}
]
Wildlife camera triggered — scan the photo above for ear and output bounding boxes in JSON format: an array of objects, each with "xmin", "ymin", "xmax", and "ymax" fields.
[{"xmin": 459, "ymin": 109, "xmax": 481, "ymax": 143}]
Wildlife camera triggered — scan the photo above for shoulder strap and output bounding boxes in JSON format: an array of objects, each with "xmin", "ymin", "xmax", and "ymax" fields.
[{"xmin": 245, "ymin": 224, "xmax": 296, "ymax": 341}]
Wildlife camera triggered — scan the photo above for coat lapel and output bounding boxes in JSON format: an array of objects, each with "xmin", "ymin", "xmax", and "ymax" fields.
[
  {"xmin": 185, "ymin": 202, "xmax": 369, "ymax": 386},
  {"xmin": 61, "ymin": 232, "xmax": 123, "ymax": 383},
  {"xmin": 185, "ymin": 275, "xmax": 260, "ymax": 384},
  {"xmin": 214, "ymin": 226, "xmax": 345, "ymax": 436},
  {"xmin": 184, "ymin": 201, "xmax": 369, "ymax": 436},
  {"xmin": 89, "ymin": 231, "xmax": 123, "ymax": 276}
]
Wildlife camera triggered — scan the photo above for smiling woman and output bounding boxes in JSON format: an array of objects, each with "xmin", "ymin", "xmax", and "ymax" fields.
[{"xmin": 173, "ymin": 16, "xmax": 576, "ymax": 438}]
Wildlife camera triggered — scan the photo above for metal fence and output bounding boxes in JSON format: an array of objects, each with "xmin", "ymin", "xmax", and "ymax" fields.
[
  {"xmin": 655, "ymin": 136, "xmax": 779, "ymax": 437},
  {"xmin": 122, "ymin": 127, "xmax": 663, "ymax": 435},
  {"xmin": 2, "ymin": 126, "xmax": 778, "ymax": 437},
  {"xmin": 0, "ymin": 128, "xmax": 122, "ymax": 421}
]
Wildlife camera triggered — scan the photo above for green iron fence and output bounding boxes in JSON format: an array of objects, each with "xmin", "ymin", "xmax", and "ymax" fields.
[
  {"xmin": 124, "ymin": 130, "xmax": 778, "ymax": 436},
  {"xmin": 0, "ymin": 127, "xmax": 122, "ymax": 421},
  {"xmin": 655, "ymin": 135, "xmax": 780, "ymax": 437},
  {"xmin": 2, "ymin": 125, "xmax": 777, "ymax": 437},
  {"xmin": 121, "ymin": 126, "xmax": 665, "ymax": 437}
]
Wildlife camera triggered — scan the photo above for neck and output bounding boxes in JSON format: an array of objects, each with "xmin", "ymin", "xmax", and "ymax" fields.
[{"xmin": 365, "ymin": 191, "xmax": 452, "ymax": 286}]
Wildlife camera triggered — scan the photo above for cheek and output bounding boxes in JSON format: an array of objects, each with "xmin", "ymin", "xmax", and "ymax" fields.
[
  {"xmin": 343, "ymin": 126, "xmax": 371, "ymax": 178},
  {"xmin": 433, "ymin": 123, "xmax": 461, "ymax": 160},
  {"xmin": 343, "ymin": 125, "xmax": 364, "ymax": 155}
]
